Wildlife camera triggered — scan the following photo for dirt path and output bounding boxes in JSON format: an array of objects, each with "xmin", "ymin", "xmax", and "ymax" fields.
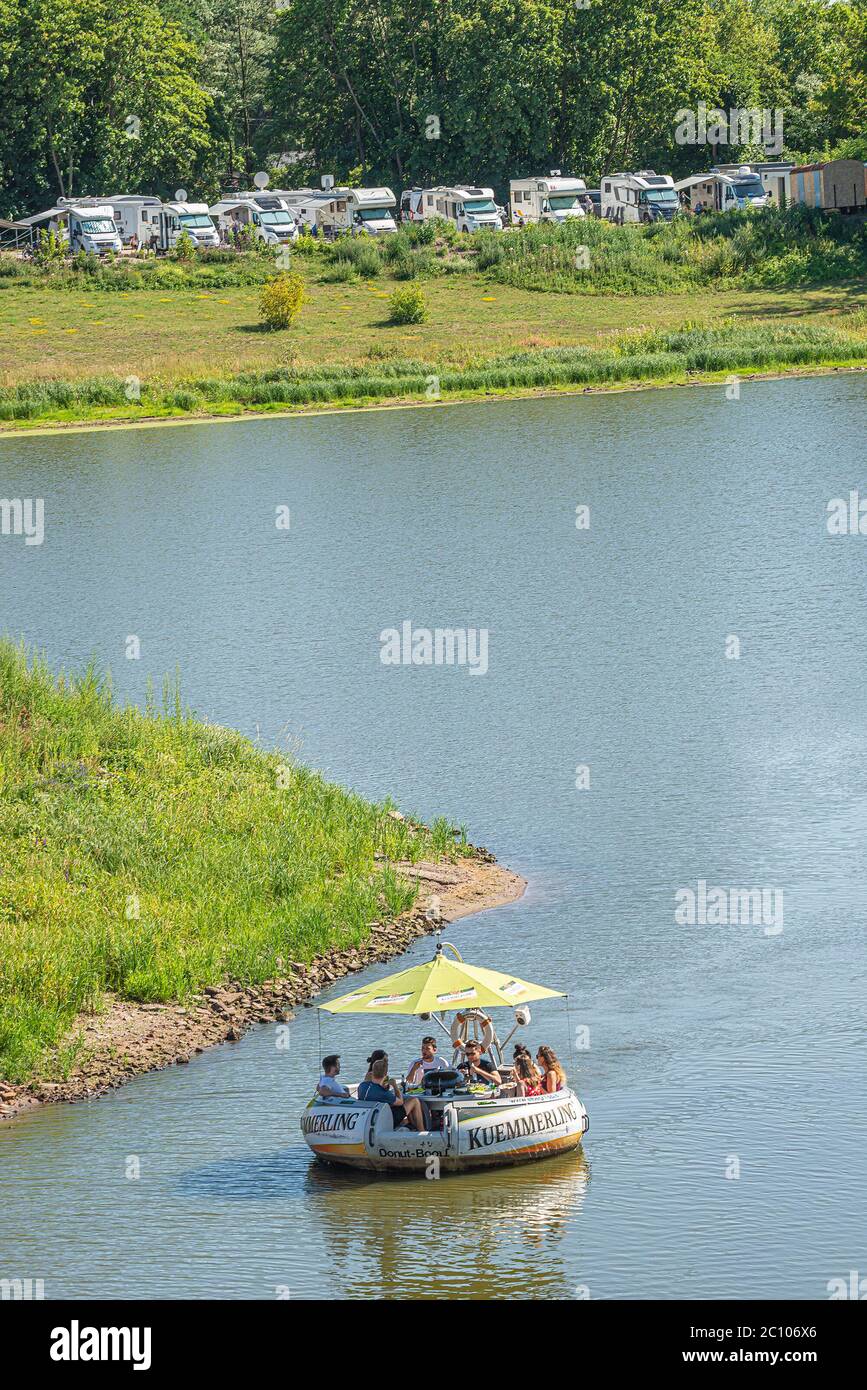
[{"xmin": 0, "ymin": 854, "xmax": 525, "ymax": 1119}]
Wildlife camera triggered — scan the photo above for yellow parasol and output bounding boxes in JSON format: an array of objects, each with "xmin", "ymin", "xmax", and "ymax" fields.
[{"xmin": 319, "ymin": 940, "xmax": 564, "ymax": 1015}]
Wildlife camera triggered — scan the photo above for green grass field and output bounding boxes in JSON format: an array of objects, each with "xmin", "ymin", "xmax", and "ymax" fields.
[
  {"xmin": 0, "ymin": 643, "xmax": 468, "ymax": 1083},
  {"xmin": 0, "ymin": 208, "xmax": 865, "ymax": 427}
]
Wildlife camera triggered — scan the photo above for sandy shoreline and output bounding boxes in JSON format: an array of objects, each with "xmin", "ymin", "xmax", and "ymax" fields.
[
  {"xmin": 0, "ymin": 362, "xmax": 863, "ymax": 439},
  {"xmin": 0, "ymin": 853, "xmax": 526, "ymax": 1121}
]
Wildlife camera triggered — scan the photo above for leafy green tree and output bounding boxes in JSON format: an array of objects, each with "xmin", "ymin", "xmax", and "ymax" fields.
[{"xmin": 0, "ymin": 0, "xmax": 211, "ymax": 214}]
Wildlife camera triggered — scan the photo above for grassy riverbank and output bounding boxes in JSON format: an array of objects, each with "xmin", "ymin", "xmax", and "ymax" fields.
[
  {"xmin": 0, "ymin": 643, "xmax": 470, "ymax": 1084},
  {"xmin": 1, "ymin": 208, "xmax": 865, "ymax": 429},
  {"xmin": 0, "ymin": 319, "xmax": 865, "ymax": 429}
]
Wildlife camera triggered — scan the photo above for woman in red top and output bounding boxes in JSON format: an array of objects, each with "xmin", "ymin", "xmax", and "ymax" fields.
[
  {"xmin": 513, "ymin": 1044, "xmax": 543, "ymax": 1096},
  {"xmin": 536, "ymin": 1045, "xmax": 567, "ymax": 1093}
]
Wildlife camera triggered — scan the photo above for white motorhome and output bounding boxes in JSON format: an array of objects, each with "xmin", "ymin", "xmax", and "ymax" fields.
[
  {"xmin": 55, "ymin": 203, "xmax": 124, "ymax": 255},
  {"xmin": 400, "ymin": 188, "xmax": 425, "ymax": 223},
  {"xmin": 510, "ymin": 175, "xmax": 588, "ymax": 224},
  {"xmin": 714, "ymin": 161, "xmax": 793, "ymax": 207},
  {"xmin": 151, "ymin": 202, "xmax": 219, "ymax": 251},
  {"xmin": 209, "ymin": 197, "xmax": 298, "ymax": 246},
  {"xmin": 419, "ymin": 186, "xmax": 503, "ymax": 232},
  {"xmin": 674, "ymin": 168, "xmax": 770, "ymax": 214},
  {"xmin": 324, "ymin": 187, "xmax": 397, "ymax": 236},
  {"xmin": 601, "ymin": 171, "xmax": 680, "ymax": 224},
  {"xmin": 80, "ymin": 195, "xmax": 163, "ymax": 246}
]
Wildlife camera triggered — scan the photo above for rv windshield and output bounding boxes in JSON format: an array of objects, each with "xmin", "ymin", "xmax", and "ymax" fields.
[
  {"xmin": 358, "ymin": 206, "xmax": 392, "ymax": 221},
  {"xmin": 548, "ymin": 195, "xmax": 580, "ymax": 211},
  {"xmin": 179, "ymin": 214, "xmax": 214, "ymax": 229},
  {"xmin": 260, "ymin": 210, "xmax": 293, "ymax": 225},
  {"xmin": 79, "ymin": 218, "xmax": 116, "ymax": 236},
  {"xmin": 463, "ymin": 199, "xmax": 497, "ymax": 214},
  {"xmin": 642, "ymin": 190, "xmax": 678, "ymax": 205},
  {"xmin": 732, "ymin": 177, "xmax": 764, "ymax": 200}
]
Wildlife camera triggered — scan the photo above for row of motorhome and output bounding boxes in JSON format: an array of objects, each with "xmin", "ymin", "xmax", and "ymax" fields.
[
  {"xmin": 7, "ymin": 186, "xmax": 401, "ymax": 254},
  {"xmin": 7, "ymin": 158, "xmax": 864, "ymax": 255}
]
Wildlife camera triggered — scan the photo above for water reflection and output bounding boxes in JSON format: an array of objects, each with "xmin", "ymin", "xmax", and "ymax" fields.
[{"xmin": 303, "ymin": 1149, "xmax": 591, "ymax": 1299}]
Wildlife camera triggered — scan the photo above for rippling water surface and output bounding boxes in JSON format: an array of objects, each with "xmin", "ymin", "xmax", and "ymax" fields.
[{"xmin": 1, "ymin": 377, "xmax": 865, "ymax": 1298}]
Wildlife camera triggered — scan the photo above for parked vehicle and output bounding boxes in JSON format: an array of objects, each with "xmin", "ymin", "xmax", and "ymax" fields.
[
  {"xmin": 674, "ymin": 167, "xmax": 770, "ymax": 214},
  {"xmin": 710, "ymin": 165, "xmax": 771, "ymax": 208},
  {"xmin": 509, "ymin": 174, "xmax": 587, "ymax": 224},
  {"xmin": 601, "ymin": 171, "xmax": 679, "ymax": 224},
  {"xmin": 400, "ymin": 188, "xmax": 425, "ymax": 223},
  {"xmin": 418, "ymin": 186, "xmax": 503, "ymax": 232},
  {"xmin": 55, "ymin": 202, "xmax": 124, "ymax": 255},
  {"xmin": 154, "ymin": 202, "xmax": 219, "ymax": 251},
  {"xmin": 209, "ymin": 197, "xmax": 298, "ymax": 246},
  {"xmin": 787, "ymin": 159, "xmax": 866, "ymax": 215},
  {"xmin": 714, "ymin": 161, "xmax": 794, "ymax": 208},
  {"xmin": 58, "ymin": 194, "xmax": 162, "ymax": 247}
]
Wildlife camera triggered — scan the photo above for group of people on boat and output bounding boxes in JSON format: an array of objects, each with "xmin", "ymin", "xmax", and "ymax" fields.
[{"xmin": 316, "ymin": 1032, "xmax": 567, "ymax": 1133}]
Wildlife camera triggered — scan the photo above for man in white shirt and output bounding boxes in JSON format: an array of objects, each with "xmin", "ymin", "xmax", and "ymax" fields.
[
  {"xmin": 317, "ymin": 1054, "xmax": 350, "ymax": 1098},
  {"xmin": 406, "ymin": 1036, "xmax": 449, "ymax": 1086}
]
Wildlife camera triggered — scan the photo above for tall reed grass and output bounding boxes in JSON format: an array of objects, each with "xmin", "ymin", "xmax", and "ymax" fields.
[
  {"xmin": 0, "ymin": 322, "xmax": 863, "ymax": 422},
  {"xmin": 0, "ymin": 643, "xmax": 467, "ymax": 1081}
]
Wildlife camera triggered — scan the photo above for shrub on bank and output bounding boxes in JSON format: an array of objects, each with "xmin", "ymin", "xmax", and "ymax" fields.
[
  {"xmin": 388, "ymin": 282, "xmax": 428, "ymax": 324},
  {"xmin": 259, "ymin": 271, "xmax": 305, "ymax": 329}
]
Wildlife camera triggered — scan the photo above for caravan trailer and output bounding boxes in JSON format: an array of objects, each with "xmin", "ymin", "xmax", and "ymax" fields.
[
  {"xmin": 418, "ymin": 187, "xmax": 503, "ymax": 232},
  {"xmin": 209, "ymin": 197, "xmax": 298, "ymax": 246},
  {"xmin": 601, "ymin": 171, "xmax": 679, "ymax": 224},
  {"xmin": 787, "ymin": 160, "xmax": 867, "ymax": 215},
  {"xmin": 509, "ymin": 175, "xmax": 588, "ymax": 224}
]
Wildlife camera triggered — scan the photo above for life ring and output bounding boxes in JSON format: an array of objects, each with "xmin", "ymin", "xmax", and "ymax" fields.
[{"xmin": 450, "ymin": 1010, "xmax": 494, "ymax": 1051}]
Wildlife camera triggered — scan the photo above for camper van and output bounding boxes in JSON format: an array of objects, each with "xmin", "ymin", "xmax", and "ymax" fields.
[
  {"xmin": 418, "ymin": 187, "xmax": 503, "ymax": 232},
  {"xmin": 714, "ymin": 161, "xmax": 794, "ymax": 207},
  {"xmin": 59, "ymin": 194, "xmax": 160, "ymax": 247},
  {"xmin": 674, "ymin": 168, "xmax": 770, "ymax": 214},
  {"xmin": 209, "ymin": 197, "xmax": 298, "ymax": 246},
  {"xmin": 601, "ymin": 171, "xmax": 679, "ymax": 224},
  {"xmin": 509, "ymin": 175, "xmax": 588, "ymax": 224},
  {"xmin": 155, "ymin": 202, "xmax": 219, "ymax": 251},
  {"xmin": 64, "ymin": 204, "xmax": 124, "ymax": 255},
  {"xmin": 316, "ymin": 187, "xmax": 397, "ymax": 236}
]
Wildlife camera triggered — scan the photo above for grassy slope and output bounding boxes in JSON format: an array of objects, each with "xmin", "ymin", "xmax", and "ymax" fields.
[
  {"xmin": 1, "ymin": 206, "xmax": 865, "ymax": 427},
  {"xmin": 0, "ymin": 643, "xmax": 467, "ymax": 1082}
]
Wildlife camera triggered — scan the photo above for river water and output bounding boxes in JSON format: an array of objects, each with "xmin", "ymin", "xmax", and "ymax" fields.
[{"xmin": 1, "ymin": 377, "xmax": 865, "ymax": 1300}]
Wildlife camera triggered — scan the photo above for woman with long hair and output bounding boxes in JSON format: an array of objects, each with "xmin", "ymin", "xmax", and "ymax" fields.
[
  {"xmin": 536, "ymin": 1045, "xmax": 566, "ymax": 1093},
  {"xmin": 512, "ymin": 1043, "xmax": 542, "ymax": 1097}
]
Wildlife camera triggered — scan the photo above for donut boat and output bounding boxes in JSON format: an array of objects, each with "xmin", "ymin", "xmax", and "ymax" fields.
[{"xmin": 301, "ymin": 938, "xmax": 589, "ymax": 1174}]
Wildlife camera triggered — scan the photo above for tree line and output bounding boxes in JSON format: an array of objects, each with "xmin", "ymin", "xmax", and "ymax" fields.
[{"xmin": 0, "ymin": 0, "xmax": 864, "ymax": 217}]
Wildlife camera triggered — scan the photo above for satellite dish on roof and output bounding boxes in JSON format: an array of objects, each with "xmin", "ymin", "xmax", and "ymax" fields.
[
  {"xmin": 253, "ymin": 170, "xmax": 269, "ymax": 189},
  {"xmin": 321, "ymin": 174, "xmax": 335, "ymax": 190},
  {"xmin": 175, "ymin": 188, "xmax": 187, "ymax": 203}
]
